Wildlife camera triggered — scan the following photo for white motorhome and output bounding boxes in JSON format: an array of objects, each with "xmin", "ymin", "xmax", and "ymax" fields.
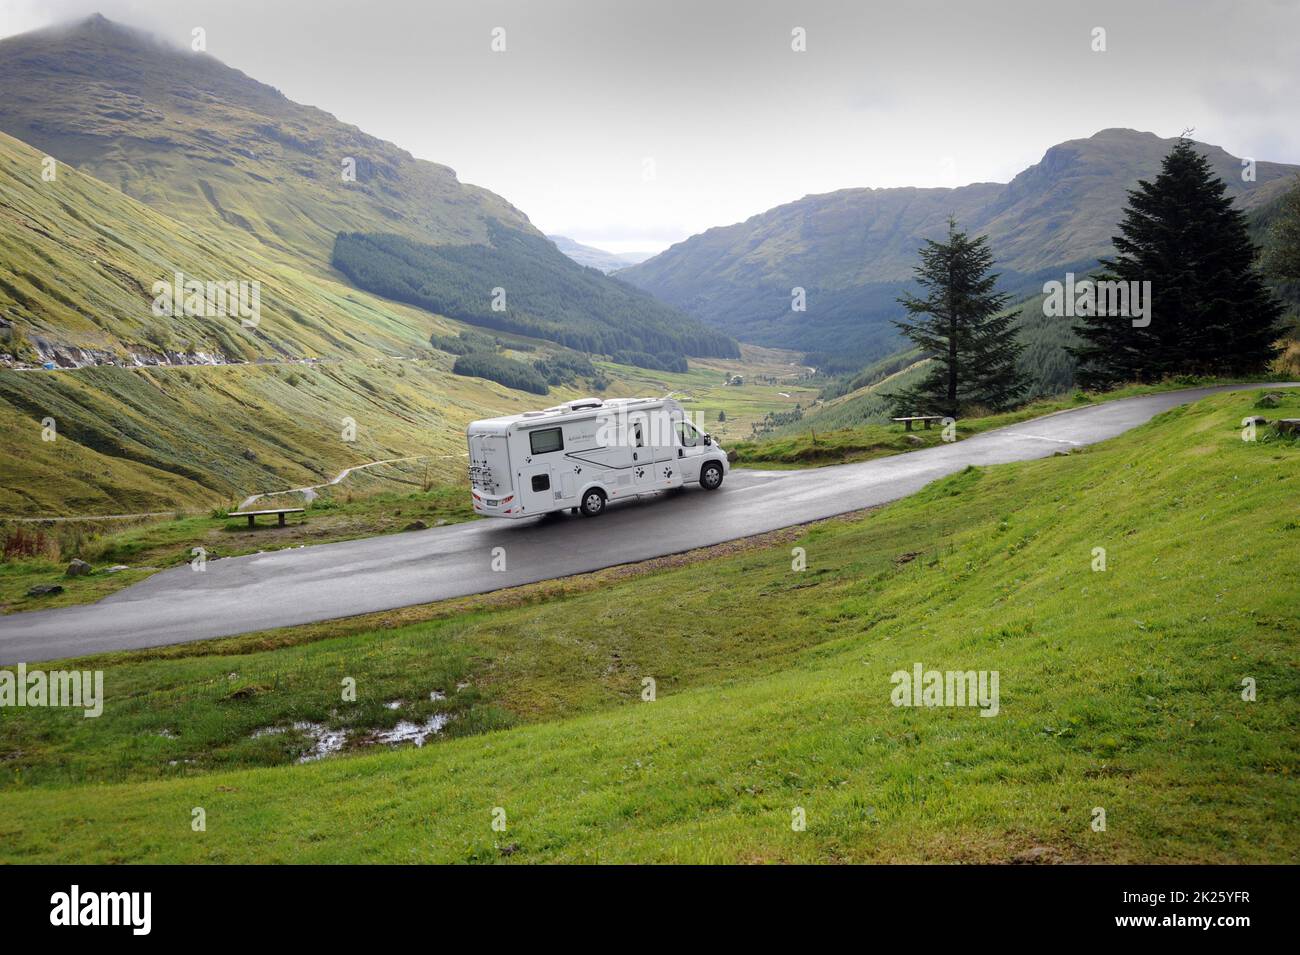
[{"xmin": 467, "ymin": 397, "xmax": 729, "ymax": 518}]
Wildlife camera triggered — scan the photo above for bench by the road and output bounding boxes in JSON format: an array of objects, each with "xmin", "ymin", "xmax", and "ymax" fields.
[
  {"xmin": 228, "ymin": 508, "xmax": 304, "ymax": 528},
  {"xmin": 892, "ymin": 415, "xmax": 946, "ymax": 432}
]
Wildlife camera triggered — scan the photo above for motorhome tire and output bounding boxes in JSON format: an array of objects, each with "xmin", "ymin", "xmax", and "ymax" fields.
[
  {"xmin": 580, "ymin": 489, "xmax": 607, "ymax": 517},
  {"xmin": 700, "ymin": 462, "xmax": 724, "ymax": 490}
]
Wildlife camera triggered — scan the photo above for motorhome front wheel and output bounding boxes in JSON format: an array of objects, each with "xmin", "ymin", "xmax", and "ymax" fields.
[{"xmin": 580, "ymin": 489, "xmax": 607, "ymax": 517}]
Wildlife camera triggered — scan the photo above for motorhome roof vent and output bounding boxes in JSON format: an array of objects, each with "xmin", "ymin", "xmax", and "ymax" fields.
[{"xmin": 564, "ymin": 398, "xmax": 604, "ymax": 411}]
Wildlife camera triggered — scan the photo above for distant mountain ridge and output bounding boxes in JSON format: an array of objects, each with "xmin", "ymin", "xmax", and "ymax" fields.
[
  {"xmin": 0, "ymin": 14, "xmax": 735, "ymax": 360},
  {"xmin": 620, "ymin": 129, "xmax": 1299, "ymax": 368},
  {"xmin": 547, "ymin": 235, "xmax": 653, "ymax": 272}
]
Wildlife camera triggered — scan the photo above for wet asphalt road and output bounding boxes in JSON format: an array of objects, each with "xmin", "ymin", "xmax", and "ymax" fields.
[{"xmin": 1, "ymin": 383, "xmax": 1291, "ymax": 663}]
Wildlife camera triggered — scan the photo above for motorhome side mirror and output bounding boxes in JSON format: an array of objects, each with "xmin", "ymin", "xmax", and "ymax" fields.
[{"xmin": 704, "ymin": 433, "xmax": 712, "ymax": 445}]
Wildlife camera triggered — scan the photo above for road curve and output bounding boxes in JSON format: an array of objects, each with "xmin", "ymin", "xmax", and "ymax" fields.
[{"xmin": 1, "ymin": 383, "xmax": 1292, "ymax": 663}]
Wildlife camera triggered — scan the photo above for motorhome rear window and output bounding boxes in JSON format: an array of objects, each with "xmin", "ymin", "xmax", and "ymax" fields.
[{"xmin": 529, "ymin": 427, "xmax": 564, "ymax": 455}]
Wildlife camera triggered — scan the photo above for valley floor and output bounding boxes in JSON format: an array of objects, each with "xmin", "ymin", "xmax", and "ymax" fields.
[{"xmin": 0, "ymin": 390, "xmax": 1296, "ymax": 862}]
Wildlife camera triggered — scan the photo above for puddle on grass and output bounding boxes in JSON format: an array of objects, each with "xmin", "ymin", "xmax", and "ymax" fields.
[
  {"xmin": 291, "ymin": 722, "xmax": 347, "ymax": 762},
  {"xmin": 249, "ymin": 711, "xmax": 450, "ymax": 762},
  {"xmin": 249, "ymin": 722, "xmax": 347, "ymax": 762},
  {"xmin": 371, "ymin": 714, "xmax": 450, "ymax": 748}
]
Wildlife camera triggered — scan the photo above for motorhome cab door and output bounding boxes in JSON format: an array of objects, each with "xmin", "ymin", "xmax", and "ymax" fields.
[
  {"xmin": 674, "ymin": 416, "xmax": 709, "ymax": 482},
  {"xmin": 520, "ymin": 424, "xmax": 564, "ymax": 515}
]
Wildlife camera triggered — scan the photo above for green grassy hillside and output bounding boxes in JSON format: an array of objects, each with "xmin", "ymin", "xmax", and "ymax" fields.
[
  {"xmin": 0, "ymin": 358, "xmax": 491, "ymax": 514},
  {"xmin": 0, "ymin": 343, "xmax": 813, "ymax": 517},
  {"xmin": 1, "ymin": 389, "xmax": 1295, "ymax": 862},
  {"xmin": 0, "ymin": 129, "xmax": 454, "ymax": 362}
]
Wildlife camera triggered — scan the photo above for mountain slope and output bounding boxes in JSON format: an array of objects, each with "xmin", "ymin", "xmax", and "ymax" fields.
[
  {"xmin": 622, "ymin": 129, "xmax": 1298, "ymax": 367},
  {"xmin": 0, "ymin": 15, "xmax": 522, "ymax": 273},
  {"xmin": 0, "ymin": 128, "xmax": 441, "ymax": 364},
  {"xmin": 0, "ymin": 15, "xmax": 734, "ymax": 360}
]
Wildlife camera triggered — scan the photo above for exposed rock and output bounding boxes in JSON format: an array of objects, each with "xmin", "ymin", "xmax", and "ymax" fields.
[
  {"xmin": 65, "ymin": 558, "xmax": 92, "ymax": 577},
  {"xmin": 904, "ymin": 434, "xmax": 925, "ymax": 447},
  {"xmin": 1278, "ymin": 419, "xmax": 1300, "ymax": 436},
  {"xmin": 1256, "ymin": 393, "xmax": 1285, "ymax": 409},
  {"xmin": 26, "ymin": 583, "xmax": 64, "ymax": 597},
  {"xmin": 403, "ymin": 520, "xmax": 428, "ymax": 531},
  {"xmin": 104, "ymin": 565, "xmax": 130, "ymax": 573}
]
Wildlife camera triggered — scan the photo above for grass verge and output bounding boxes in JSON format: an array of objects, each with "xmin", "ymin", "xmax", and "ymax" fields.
[{"xmin": 730, "ymin": 377, "xmax": 1293, "ymax": 467}]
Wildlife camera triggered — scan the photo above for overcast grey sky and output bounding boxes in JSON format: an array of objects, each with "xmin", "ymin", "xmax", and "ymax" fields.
[{"xmin": 3, "ymin": 0, "xmax": 1298, "ymax": 252}]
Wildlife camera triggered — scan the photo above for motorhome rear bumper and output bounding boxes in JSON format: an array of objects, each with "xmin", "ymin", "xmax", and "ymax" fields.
[{"xmin": 471, "ymin": 491, "xmax": 523, "ymax": 518}]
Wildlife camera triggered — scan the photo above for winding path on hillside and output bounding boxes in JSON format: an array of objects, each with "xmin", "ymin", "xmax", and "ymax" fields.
[
  {"xmin": 235, "ymin": 454, "xmax": 459, "ymax": 509},
  {"xmin": 0, "ymin": 383, "xmax": 1293, "ymax": 663}
]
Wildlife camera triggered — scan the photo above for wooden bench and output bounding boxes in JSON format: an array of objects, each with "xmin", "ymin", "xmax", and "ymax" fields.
[
  {"xmin": 228, "ymin": 507, "xmax": 304, "ymax": 528},
  {"xmin": 892, "ymin": 415, "xmax": 946, "ymax": 432}
]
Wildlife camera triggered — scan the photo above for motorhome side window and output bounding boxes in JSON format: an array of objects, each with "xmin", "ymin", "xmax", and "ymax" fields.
[
  {"xmin": 676, "ymin": 421, "xmax": 701, "ymax": 447},
  {"xmin": 529, "ymin": 427, "xmax": 564, "ymax": 455}
]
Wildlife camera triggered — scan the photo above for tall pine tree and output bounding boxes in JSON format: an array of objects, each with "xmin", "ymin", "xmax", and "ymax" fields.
[
  {"xmin": 889, "ymin": 217, "xmax": 1027, "ymax": 417},
  {"xmin": 1071, "ymin": 137, "xmax": 1282, "ymax": 388}
]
